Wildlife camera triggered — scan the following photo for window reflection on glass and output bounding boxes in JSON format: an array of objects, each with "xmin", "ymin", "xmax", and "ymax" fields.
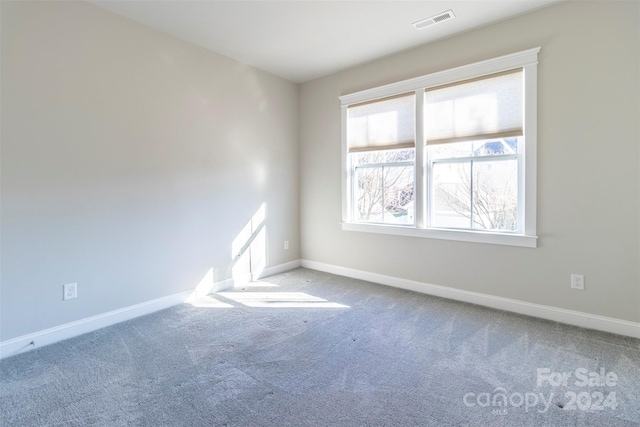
[
  {"xmin": 429, "ymin": 138, "xmax": 519, "ymax": 232},
  {"xmin": 353, "ymin": 148, "xmax": 415, "ymax": 225}
]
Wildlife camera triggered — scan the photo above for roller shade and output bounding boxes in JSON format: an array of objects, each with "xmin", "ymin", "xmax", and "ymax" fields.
[
  {"xmin": 425, "ymin": 69, "xmax": 523, "ymax": 145},
  {"xmin": 347, "ymin": 93, "xmax": 415, "ymax": 153}
]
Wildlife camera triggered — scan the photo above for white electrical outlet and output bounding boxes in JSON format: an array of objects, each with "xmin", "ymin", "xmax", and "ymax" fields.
[
  {"xmin": 284, "ymin": 240, "xmax": 289, "ymax": 250},
  {"xmin": 570, "ymin": 274, "xmax": 584, "ymax": 290},
  {"xmin": 63, "ymin": 282, "xmax": 77, "ymax": 300}
]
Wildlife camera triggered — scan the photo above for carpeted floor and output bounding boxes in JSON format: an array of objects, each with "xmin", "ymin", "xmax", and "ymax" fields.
[{"xmin": 1, "ymin": 268, "xmax": 639, "ymax": 426}]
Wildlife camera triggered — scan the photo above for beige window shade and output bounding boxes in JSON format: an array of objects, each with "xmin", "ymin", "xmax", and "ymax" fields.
[
  {"xmin": 425, "ymin": 69, "xmax": 523, "ymax": 145},
  {"xmin": 347, "ymin": 93, "xmax": 415, "ymax": 153}
]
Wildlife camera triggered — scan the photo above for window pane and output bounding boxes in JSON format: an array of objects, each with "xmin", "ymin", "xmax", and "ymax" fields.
[
  {"xmin": 353, "ymin": 148, "xmax": 415, "ymax": 166},
  {"xmin": 355, "ymin": 166, "xmax": 383, "ymax": 223},
  {"xmin": 472, "ymin": 159, "xmax": 518, "ymax": 231},
  {"xmin": 429, "ymin": 141, "xmax": 473, "ymax": 160},
  {"xmin": 429, "ymin": 138, "xmax": 519, "ymax": 160},
  {"xmin": 472, "ymin": 138, "xmax": 518, "ymax": 156},
  {"xmin": 431, "ymin": 162, "xmax": 471, "ymax": 228},
  {"xmin": 383, "ymin": 165, "xmax": 415, "ymax": 225}
]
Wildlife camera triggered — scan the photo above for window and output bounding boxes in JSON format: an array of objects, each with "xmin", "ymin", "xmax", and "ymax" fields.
[
  {"xmin": 347, "ymin": 93, "xmax": 416, "ymax": 225},
  {"xmin": 340, "ymin": 48, "xmax": 539, "ymax": 247}
]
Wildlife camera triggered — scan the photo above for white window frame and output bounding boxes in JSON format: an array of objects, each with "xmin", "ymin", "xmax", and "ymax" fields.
[{"xmin": 340, "ymin": 48, "xmax": 539, "ymax": 248}]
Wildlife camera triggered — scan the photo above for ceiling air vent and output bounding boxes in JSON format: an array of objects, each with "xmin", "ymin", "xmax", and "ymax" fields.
[{"xmin": 413, "ymin": 10, "xmax": 455, "ymax": 30}]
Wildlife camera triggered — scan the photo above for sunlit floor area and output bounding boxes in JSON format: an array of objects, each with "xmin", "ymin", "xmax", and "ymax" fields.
[{"xmin": 1, "ymin": 268, "xmax": 639, "ymax": 426}]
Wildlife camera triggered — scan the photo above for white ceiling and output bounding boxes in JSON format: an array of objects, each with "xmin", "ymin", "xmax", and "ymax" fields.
[{"xmin": 90, "ymin": 0, "xmax": 562, "ymax": 83}]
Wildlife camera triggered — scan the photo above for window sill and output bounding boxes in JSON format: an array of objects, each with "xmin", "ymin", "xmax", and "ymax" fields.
[{"xmin": 341, "ymin": 222, "xmax": 537, "ymax": 248}]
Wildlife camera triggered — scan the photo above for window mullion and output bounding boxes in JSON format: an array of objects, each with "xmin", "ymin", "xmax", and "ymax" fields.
[
  {"xmin": 355, "ymin": 161, "xmax": 413, "ymax": 169},
  {"xmin": 430, "ymin": 153, "xmax": 517, "ymax": 164},
  {"xmin": 414, "ymin": 89, "xmax": 426, "ymax": 229}
]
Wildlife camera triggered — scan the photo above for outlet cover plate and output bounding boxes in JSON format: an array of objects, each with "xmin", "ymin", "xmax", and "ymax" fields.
[
  {"xmin": 63, "ymin": 283, "xmax": 77, "ymax": 300},
  {"xmin": 570, "ymin": 274, "xmax": 584, "ymax": 290}
]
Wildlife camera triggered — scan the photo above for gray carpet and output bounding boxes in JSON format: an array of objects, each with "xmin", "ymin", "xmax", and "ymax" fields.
[{"xmin": 1, "ymin": 268, "xmax": 639, "ymax": 426}]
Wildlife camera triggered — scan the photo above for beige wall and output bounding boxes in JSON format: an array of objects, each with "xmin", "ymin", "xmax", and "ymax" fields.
[
  {"xmin": 2, "ymin": 0, "xmax": 638, "ymax": 343},
  {"xmin": 1, "ymin": 1, "xmax": 299, "ymax": 340},
  {"xmin": 299, "ymin": 1, "xmax": 640, "ymax": 323}
]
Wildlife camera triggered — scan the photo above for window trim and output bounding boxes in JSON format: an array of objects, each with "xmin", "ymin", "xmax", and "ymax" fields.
[{"xmin": 340, "ymin": 48, "xmax": 540, "ymax": 248}]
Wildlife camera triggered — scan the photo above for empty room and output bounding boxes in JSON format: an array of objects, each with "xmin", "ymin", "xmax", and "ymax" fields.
[{"xmin": 1, "ymin": 0, "xmax": 639, "ymax": 426}]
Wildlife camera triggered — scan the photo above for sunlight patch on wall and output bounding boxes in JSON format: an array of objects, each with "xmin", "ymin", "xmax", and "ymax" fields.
[{"xmin": 232, "ymin": 203, "xmax": 267, "ymax": 287}]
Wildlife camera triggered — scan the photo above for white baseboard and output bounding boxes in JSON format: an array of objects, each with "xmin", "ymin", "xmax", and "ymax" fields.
[
  {"xmin": 4, "ymin": 258, "xmax": 634, "ymax": 360},
  {"xmin": 0, "ymin": 260, "xmax": 303, "ymax": 360},
  {"xmin": 0, "ymin": 289, "xmax": 194, "ymax": 360},
  {"xmin": 259, "ymin": 259, "xmax": 301, "ymax": 279},
  {"xmin": 301, "ymin": 259, "xmax": 640, "ymax": 339}
]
